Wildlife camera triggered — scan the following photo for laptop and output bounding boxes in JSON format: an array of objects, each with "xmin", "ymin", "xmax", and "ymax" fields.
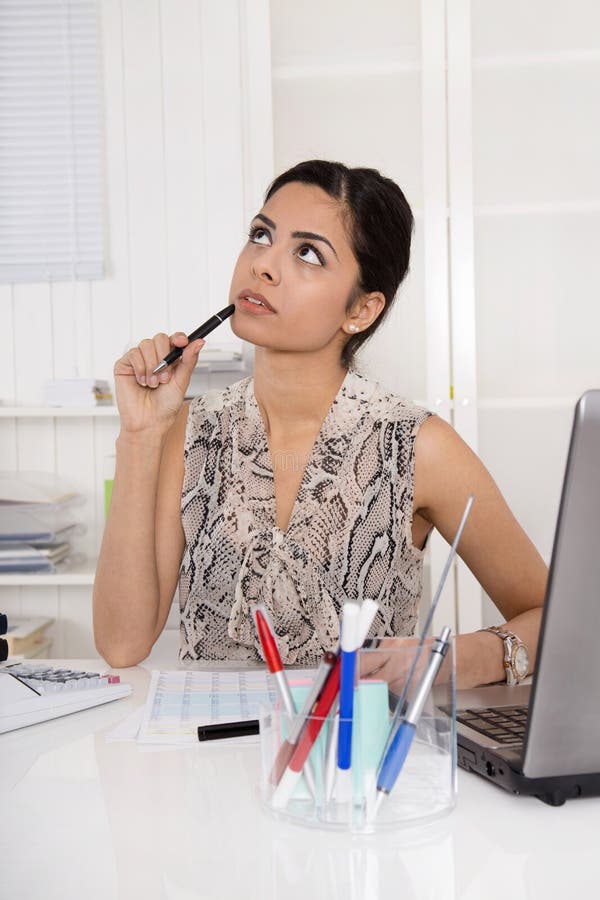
[{"xmin": 455, "ymin": 390, "xmax": 600, "ymax": 806}]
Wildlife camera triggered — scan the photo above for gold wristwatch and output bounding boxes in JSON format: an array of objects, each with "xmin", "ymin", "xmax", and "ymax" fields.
[{"xmin": 480, "ymin": 626, "xmax": 530, "ymax": 685}]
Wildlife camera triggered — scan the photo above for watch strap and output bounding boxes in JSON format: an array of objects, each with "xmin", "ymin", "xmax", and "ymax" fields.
[{"xmin": 480, "ymin": 625, "xmax": 527, "ymax": 685}]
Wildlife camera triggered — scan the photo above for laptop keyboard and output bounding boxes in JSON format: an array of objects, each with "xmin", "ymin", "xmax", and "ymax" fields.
[{"xmin": 457, "ymin": 705, "xmax": 528, "ymax": 745}]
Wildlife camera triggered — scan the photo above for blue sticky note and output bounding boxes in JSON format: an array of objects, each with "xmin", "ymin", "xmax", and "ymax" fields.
[{"xmin": 282, "ymin": 679, "xmax": 390, "ymax": 803}]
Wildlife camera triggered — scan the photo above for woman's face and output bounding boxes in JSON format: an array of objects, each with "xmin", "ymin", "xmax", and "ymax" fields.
[{"xmin": 229, "ymin": 181, "xmax": 361, "ymax": 356}]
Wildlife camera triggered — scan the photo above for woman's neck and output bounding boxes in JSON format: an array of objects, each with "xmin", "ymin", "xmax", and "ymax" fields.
[{"xmin": 252, "ymin": 348, "xmax": 348, "ymax": 438}]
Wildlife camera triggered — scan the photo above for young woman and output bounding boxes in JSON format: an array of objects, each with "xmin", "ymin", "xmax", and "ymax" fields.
[{"xmin": 93, "ymin": 160, "xmax": 547, "ymax": 687}]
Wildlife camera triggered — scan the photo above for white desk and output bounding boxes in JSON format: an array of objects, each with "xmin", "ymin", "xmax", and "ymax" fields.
[{"xmin": 1, "ymin": 660, "xmax": 598, "ymax": 900}]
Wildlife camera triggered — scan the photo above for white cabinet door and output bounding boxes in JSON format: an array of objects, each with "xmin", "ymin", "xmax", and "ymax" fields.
[{"xmin": 468, "ymin": 0, "xmax": 600, "ymax": 625}]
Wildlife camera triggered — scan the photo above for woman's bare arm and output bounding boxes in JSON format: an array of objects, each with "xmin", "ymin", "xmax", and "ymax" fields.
[
  {"xmin": 413, "ymin": 415, "xmax": 548, "ymax": 689},
  {"xmin": 93, "ymin": 331, "xmax": 204, "ymax": 667},
  {"xmin": 93, "ymin": 407, "xmax": 189, "ymax": 666}
]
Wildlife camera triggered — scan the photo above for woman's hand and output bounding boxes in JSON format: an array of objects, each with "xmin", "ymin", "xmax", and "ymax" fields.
[
  {"xmin": 114, "ymin": 332, "xmax": 204, "ymax": 436},
  {"xmin": 359, "ymin": 635, "xmax": 452, "ymax": 694},
  {"xmin": 359, "ymin": 636, "xmax": 422, "ymax": 695}
]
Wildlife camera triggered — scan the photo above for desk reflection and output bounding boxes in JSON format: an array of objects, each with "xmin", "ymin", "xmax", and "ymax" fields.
[{"xmin": 93, "ymin": 719, "xmax": 456, "ymax": 900}]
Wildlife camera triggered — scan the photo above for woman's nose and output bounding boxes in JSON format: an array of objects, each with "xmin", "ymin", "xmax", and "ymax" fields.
[{"xmin": 250, "ymin": 247, "xmax": 281, "ymax": 284}]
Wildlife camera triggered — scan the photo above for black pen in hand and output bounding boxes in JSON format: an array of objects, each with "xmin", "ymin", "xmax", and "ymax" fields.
[{"xmin": 152, "ymin": 304, "xmax": 236, "ymax": 375}]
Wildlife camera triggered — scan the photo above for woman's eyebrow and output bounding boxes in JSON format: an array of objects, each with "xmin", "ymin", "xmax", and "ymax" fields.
[
  {"xmin": 253, "ymin": 213, "xmax": 338, "ymax": 259},
  {"xmin": 292, "ymin": 230, "xmax": 338, "ymax": 260}
]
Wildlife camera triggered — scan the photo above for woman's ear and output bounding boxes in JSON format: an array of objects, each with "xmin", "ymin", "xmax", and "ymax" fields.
[{"xmin": 355, "ymin": 292, "xmax": 385, "ymax": 330}]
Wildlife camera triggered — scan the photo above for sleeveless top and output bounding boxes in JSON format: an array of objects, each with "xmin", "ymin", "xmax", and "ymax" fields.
[{"xmin": 179, "ymin": 370, "xmax": 432, "ymax": 664}]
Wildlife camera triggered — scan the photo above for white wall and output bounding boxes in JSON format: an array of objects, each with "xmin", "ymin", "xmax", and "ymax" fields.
[
  {"xmin": 271, "ymin": 0, "xmax": 429, "ymax": 405},
  {"xmin": 2, "ymin": 0, "xmax": 600, "ymax": 654}
]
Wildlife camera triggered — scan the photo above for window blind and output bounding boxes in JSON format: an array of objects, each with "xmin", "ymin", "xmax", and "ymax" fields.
[{"xmin": 0, "ymin": 0, "xmax": 104, "ymax": 283}]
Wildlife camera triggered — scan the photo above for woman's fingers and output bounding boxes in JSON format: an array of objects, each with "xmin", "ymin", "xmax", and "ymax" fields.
[
  {"xmin": 117, "ymin": 345, "xmax": 147, "ymax": 386},
  {"xmin": 135, "ymin": 339, "xmax": 156, "ymax": 386},
  {"xmin": 172, "ymin": 338, "xmax": 204, "ymax": 392},
  {"xmin": 115, "ymin": 333, "xmax": 184, "ymax": 387},
  {"xmin": 169, "ymin": 331, "xmax": 189, "ymax": 346},
  {"xmin": 359, "ymin": 636, "xmax": 424, "ymax": 693},
  {"xmin": 153, "ymin": 332, "xmax": 190, "ymax": 385},
  {"xmin": 114, "ymin": 330, "xmax": 202, "ymax": 395}
]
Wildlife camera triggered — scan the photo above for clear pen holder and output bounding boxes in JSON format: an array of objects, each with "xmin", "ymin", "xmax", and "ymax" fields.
[{"xmin": 259, "ymin": 636, "xmax": 456, "ymax": 833}]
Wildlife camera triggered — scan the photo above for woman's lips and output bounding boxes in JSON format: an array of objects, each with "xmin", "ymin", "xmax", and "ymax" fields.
[{"xmin": 237, "ymin": 291, "xmax": 276, "ymax": 314}]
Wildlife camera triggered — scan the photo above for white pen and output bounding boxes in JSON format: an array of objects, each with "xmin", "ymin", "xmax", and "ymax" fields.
[{"xmin": 326, "ymin": 599, "xmax": 379, "ymax": 802}]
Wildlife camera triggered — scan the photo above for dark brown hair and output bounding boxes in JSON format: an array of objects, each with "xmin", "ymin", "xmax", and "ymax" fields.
[{"xmin": 265, "ymin": 159, "xmax": 413, "ymax": 368}]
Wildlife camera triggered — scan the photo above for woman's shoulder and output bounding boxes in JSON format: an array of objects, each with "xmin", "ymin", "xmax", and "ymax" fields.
[
  {"xmin": 184, "ymin": 377, "xmax": 252, "ymax": 455},
  {"xmin": 344, "ymin": 370, "xmax": 432, "ymax": 429},
  {"xmin": 187, "ymin": 376, "xmax": 251, "ymax": 422}
]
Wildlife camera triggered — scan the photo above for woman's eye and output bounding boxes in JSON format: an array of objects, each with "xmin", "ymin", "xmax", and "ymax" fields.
[
  {"xmin": 297, "ymin": 244, "xmax": 324, "ymax": 266},
  {"xmin": 248, "ymin": 226, "xmax": 271, "ymax": 245}
]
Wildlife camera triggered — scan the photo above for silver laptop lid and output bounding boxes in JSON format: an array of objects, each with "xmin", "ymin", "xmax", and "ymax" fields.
[{"xmin": 523, "ymin": 390, "xmax": 600, "ymax": 778}]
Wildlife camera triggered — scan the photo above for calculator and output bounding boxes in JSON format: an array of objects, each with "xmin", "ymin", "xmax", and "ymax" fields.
[{"xmin": 0, "ymin": 663, "xmax": 132, "ymax": 733}]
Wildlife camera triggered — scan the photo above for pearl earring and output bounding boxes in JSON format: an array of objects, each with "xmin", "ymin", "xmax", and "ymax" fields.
[{"xmin": 348, "ymin": 324, "xmax": 359, "ymax": 333}]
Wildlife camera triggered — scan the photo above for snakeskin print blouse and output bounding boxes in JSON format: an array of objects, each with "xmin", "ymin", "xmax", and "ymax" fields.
[{"xmin": 179, "ymin": 370, "xmax": 432, "ymax": 664}]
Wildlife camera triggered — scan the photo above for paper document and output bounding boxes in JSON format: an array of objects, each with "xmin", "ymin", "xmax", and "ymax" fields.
[{"xmin": 138, "ymin": 669, "xmax": 279, "ymax": 745}]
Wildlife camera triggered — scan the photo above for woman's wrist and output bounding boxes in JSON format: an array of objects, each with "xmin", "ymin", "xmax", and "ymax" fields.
[
  {"xmin": 454, "ymin": 630, "xmax": 505, "ymax": 690},
  {"xmin": 116, "ymin": 428, "xmax": 170, "ymax": 454}
]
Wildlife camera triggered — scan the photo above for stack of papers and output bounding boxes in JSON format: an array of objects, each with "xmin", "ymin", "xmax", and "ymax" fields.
[
  {"xmin": 1, "ymin": 615, "xmax": 54, "ymax": 656},
  {"xmin": 44, "ymin": 378, "xmax": 113, "ymax": 408},
  {"xmin": 139, "ymin": 669, "xmax": 277, "ymax": 744},
  {"xmin": 0, "ymin": 541, "xmax": 71, "ymax": 573},
  {"xmin": 107, "ymin": 669, "xmax": 279, "ymax": 747},
  {"xmin": 0, "ymin": 473, "xmax": 86, "ymax": 573}
]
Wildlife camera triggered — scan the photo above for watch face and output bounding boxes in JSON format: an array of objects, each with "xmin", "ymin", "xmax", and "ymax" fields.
[{"xmin": 514, "ymin": 645, "xmax": 529, "ymax": 679}]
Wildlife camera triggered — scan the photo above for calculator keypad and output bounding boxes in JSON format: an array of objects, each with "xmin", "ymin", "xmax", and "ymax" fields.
[{"xmin": 5, "ymin": 664, "xmax": 120, "ymax": 693}]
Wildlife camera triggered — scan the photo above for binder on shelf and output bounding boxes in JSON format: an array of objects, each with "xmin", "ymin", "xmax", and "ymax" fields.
[
  {"xmin": 0, "ymin": 507, "xmax": 85, "ymax": 543},
  {"xmin": 0, "ymin": 473, "xmax": 86, "ymax": 573},
  {"xmin": 0, "ymin": 542, "xmax": 71, "ymax": 573},
  {"xmin": 21, "ymin": 638, "xmax": 53, "ymax": 659},
  {"xmin": 0, "ymin": 472, "xmax": 82, "ymax": 507},
  {"xmin": 0, "ymin": 616, "xmax": 53, "ymax": 656}
]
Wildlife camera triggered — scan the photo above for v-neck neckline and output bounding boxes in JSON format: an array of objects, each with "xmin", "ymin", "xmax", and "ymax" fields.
[{"xmin": 247, "ymin": 370, "xmax": 352, "ymax": 537}]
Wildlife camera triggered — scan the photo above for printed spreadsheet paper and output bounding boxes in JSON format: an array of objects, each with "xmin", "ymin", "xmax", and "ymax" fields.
[{"xmin": 137, "ymin": 669, "xmax": 279, "ymax": 745}]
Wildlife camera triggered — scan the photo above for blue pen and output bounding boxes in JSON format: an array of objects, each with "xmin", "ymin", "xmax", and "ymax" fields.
[
  {"xmin": 336, "ymin": 602, "xmax": 361, "ymax": 802},
  {"xmin": 372, "ymin": 626, "xmax": 452, "ymax": 818},
  {"xmin": 324, "ymin": 599, "xmax": 379, "ymax": 802}
]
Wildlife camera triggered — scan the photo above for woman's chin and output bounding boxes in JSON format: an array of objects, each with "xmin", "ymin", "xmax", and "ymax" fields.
[{"xmin": 230, "ymin": 318, "xmax": 277, "ymax": 349}]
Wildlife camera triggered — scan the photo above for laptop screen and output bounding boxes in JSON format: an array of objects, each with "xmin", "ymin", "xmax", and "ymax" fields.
[{"xmin": 523, "ymin": 390, "xmax": 600, "ymax": 778}]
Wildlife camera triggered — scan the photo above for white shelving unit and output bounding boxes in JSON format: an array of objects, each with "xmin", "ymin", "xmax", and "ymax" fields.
[
  {"xmin": 0, "ymin": 559, "xmax": 96, "ymax": 587},
  {"xmin": 0, "ymin": 407, "xmax": 119, "ymax": 418}
]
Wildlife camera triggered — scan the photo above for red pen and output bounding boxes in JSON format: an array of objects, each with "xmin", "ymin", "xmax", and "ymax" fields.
[
  {"xmin": 269, "ymin": 650, "xmax": 336, "ymax": 786},
  {"xmin": 253, "ymin": 606, "xmax": 296, "ymax": 720},
  {"xmin": 253, "ymin": 604, "xmax": 318, "ymax": 798},
  {"xmin": 272, "ymin": 655, "xmax": 342, "ymax": 808},
  {"xmin": 271, "ymin": 598, "xmax": 380, "ymax": 808}
]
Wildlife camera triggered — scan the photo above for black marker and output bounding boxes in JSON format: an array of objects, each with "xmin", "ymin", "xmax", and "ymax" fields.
[
  {"xmin": 152, "ymin": 304, "xmax": 236, "ymax": 375},
  {"xmin": 197, "ymin": 719, "xmax": 260, "ymax": 742}
]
